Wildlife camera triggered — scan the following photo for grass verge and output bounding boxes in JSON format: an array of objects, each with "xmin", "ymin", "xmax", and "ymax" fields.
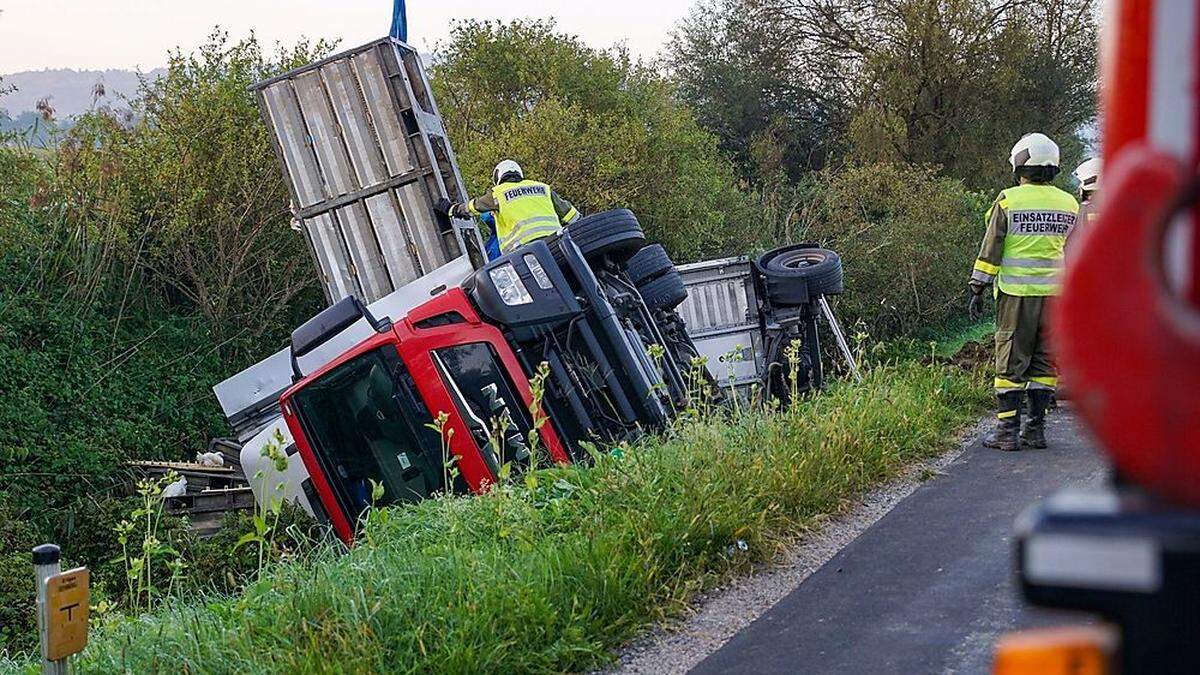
[
  {"xmin": 3, "ymin": 360, "xmax": 987, "ymax": 674},
  {"xmin": 926, "ymin": 318, "xmax": 996, "ymax": 358}
]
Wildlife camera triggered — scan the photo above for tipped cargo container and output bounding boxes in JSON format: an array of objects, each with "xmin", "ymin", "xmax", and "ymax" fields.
[{"xmin": 251, "ymin": 37, "xmax": 486, "ymax": 305}]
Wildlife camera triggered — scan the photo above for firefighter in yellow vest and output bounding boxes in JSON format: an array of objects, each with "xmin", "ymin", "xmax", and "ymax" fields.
[
  {"xmin": 968, "ymin": 133, "xmax": 1079, "ymax": 451},
  {"xmin": 438, "ymin": 160, "xmax": 581, "ymax": 255},
  {"xmin": 1073, "ymin": 158, "xmax": 1101, "ymax": 224},
  {"xmin": 1068, "ymin": 158, "xmax": 1101, "ymax": 254}
]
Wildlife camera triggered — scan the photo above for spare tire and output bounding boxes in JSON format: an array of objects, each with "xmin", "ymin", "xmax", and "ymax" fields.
[
  {"xmin": 626, "ymin": 244, "xmax": 675, "ymax": 286},
  {"xmin": 756, "ymin": 245, "xmax": 844, "ymax": 306},
  {"xmin": 638, "ymin": 271, "xmax": 688, "ymax": 311},
  {"xmin": 568, "ymin": 209, "xmax": 646, "ymax": 263}
]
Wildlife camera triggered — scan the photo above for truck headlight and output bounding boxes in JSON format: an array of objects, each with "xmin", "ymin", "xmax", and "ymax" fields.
[
  {"xmin": 523, "ymin": 254, "xmax": 554, "ymax": 290},
  {"xmin": 489, "ymin": 263, "xmax": 533, "ymax": 306}
]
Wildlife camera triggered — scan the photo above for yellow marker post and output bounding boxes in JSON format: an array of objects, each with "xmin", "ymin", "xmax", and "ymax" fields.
[{"xmin": 33, "ymin": 545, "xmax": 89, "ymax": 674}]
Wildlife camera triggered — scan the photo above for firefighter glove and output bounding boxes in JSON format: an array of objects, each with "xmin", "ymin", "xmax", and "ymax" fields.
[
  {"xmin": 967, "ymin": 286, "xmax": 986, "ymax": 321},
  {"xmin": 434, "ymin": 197, "xmax": 454, "ymax": 217}
]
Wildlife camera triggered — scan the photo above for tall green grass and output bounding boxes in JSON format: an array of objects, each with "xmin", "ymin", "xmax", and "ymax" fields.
[{"xmin": 3, "ymin": 360, "xmax": 986, "ymax": 674}]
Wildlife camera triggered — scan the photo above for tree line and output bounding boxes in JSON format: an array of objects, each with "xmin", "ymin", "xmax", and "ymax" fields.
[{"xmin": 668, "ymin": 0, "xmax": 1097, "ymax": 187}]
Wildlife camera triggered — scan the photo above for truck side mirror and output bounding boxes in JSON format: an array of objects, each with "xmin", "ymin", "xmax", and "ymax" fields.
[{"xmin": 290, "ymin": 296, "xmax": 392, "ymax": 382}]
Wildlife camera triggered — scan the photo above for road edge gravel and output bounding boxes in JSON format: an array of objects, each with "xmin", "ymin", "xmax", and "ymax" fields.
[{"xmin": 607, "ymin": 420, "xmax": 988, "ymax": 675}]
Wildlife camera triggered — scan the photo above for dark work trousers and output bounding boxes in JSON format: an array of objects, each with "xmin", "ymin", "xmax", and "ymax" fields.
[{"xmin": 993, "ymin": 291, "xmax": 1056, "ymax": 393}]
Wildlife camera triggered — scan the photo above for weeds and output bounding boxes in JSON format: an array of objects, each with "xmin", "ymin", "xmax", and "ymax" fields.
[
  {"xmin": 721, "ymin": 343, "xmax": 747, "ymax": 415},
  {"xmin": 112, "ymin": 472, "xmax": 185, "ymax": 614},
  {"xmin": 525, "ymin": 361, "xmax": 552, "ymax": 466},
  {"xmin": 234, "ymin": 430, "xmax": 291, "ymax": 578},
  {"xmin": 785, "ymin": 338, "xmax": 804, "ymax": 402},
  {"xmin": 425, "ymin": 411, "xmax": 458, "ymax": 495}
]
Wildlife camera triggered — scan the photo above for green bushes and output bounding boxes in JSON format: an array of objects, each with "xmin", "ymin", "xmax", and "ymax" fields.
[
  {"xmin": 0, "ymin": 506, "xmax": 40, "ymax": 653},
  {"xmin": 0, "ymin": 33, "xmax": 334, "ymax": 654},
  {"xmin": 777, "ymin": 163, "xmax": 990, "ymax": 337},
  {"xmin": 0, "ymin": 290, "xmax": 234, "ymax": 650},
  {"xmin": 33, "ymin": 361, "xmax": 986, "ymax": 674},
  {"xmin": 28, "ymin": 32, "xmax": 329, "ymax": 344},
  {"xmin": 432, "ymin": 19, "xmax": 762, "ymax": 262},
  {"xmin": 0, "ymin": 33, "xmax": 332, "ymax": 553}
]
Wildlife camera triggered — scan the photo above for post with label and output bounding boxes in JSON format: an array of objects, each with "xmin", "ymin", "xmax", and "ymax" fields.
[{"xmin": 33, "ymin": 544, "xmax": 89, "ymax": 674}]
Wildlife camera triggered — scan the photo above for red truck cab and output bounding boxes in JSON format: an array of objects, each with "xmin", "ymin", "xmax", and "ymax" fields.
[{"xmin": 280, "ymin": 288, "xmax": 567, "ymax": 543}]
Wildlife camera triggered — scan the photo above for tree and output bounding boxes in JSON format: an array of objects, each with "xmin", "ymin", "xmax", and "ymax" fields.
[
  {"xmin": 666, "ymin": 0, "xmax": 845, "ymax": 182},
  {"xmin": 431, "ymin": 19, "xmax": 763, "ymax": 261},
  {"xmin": 668, "ymin": 0, "xmax": 1100, "ymax": 190},
  {"xmin": 34, "ymin": 31, "xmax": 332, "ymax": 345}
]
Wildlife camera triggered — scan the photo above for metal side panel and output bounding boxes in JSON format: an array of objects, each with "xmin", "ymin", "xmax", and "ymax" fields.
[
  {"xmin": 364, "ymin": 190, "xmax": 421, "ymax": 284},
  {"xmin": 241, "ymin": 419, "xmax": 314, "ymax": 516},
  {"xmin": 677, "ymin": 255, "xmax": 752, "ymax": 282},
  {"xmin": 261, "ymin": 82, "xmax": 324, "ymax": 207},
  {"xmin": 251, "ymin": 37, "xmax": 480, "ymax": 307},
  {"xmin": 395, "ymin": 183, "xmax": 447, "ymax": 272},
  {"xmin": 386, "ymin": 48, "xmax": 436, "ymax": 178},
  {"xmin": 678, "ymin": 257, "xmax": 756, "ymax": 334},
  {"xmin": 213, "ymin": 256, "xmax": 476, "ymax": 424},
  {"xmin": 405, "ymin": 46, "xmax": 472, "ymax": 202},
  {"xmin": 680, "ymin": 278, "xmax": 753, "ymax": 333},
  {"xmin": 320, "ymin": 59, "xmax": 386, "ymax": 187},
  {"xmin": 335, "ymin": 202, "xmax": 391, "ymax": 300},
  {"xmin": 399, "ymin": 47, "xmax": 434, "ymax": 113},
  {"xmin": 292, "ymin": 70, "xmax": 357, "ymax": 196},
  {"xmin": 304, "ymin": 212, "xmax": 358, "ymax": 301},
  {"xmin": 693, "ymin": 330, "xmax": 760, "ymax": 387},
  {"xmin": 352, "ymin": 47, "xmax": 416, "ymax": 175}
]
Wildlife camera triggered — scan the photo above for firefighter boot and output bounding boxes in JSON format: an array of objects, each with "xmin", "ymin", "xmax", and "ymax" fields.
[
  {"xmin": 984, "ymin": 391, "xmax": 1023, "ymax": 452},
  {"xmin": 1021, "ymin": 389, "xmax": 1051, "ymax": 449}
]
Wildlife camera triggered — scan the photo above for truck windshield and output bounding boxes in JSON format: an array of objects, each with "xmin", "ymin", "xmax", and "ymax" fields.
[{"xmin": 291, "ymin": 347, "xmax": 442, "ymax": 518}]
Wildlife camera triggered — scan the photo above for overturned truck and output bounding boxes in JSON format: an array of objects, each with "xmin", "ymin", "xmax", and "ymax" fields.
[{"xmin": 214, "ymin": 37, "xmax": 850, "ymax": 542}]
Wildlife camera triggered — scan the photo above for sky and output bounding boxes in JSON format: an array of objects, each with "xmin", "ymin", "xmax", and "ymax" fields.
[{"xmin": 0, "ymin": 0, "xmax": 698, "ymax": 74}]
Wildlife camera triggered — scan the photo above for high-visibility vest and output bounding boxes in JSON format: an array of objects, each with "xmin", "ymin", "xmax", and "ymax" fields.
[
  {"xmin": 993, "ymin": 184, "xmax": 1079, "ymax": 296},
  {"xmin": 491, "ymin": 180, "xmax": 563, "ymax": 253}
]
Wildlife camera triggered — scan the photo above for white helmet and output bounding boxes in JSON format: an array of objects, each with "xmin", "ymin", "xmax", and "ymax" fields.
[
  {"xmin": 1009, "ymin": 133, "xmax": 1061, "ymax": 170},
  {"xmin": 1074, "ymin": 157, "xmax": 1102, "ymax": 192},
  {"xmin": 492, "ymin": 159, "xmax": 523, "ymax": 186}
]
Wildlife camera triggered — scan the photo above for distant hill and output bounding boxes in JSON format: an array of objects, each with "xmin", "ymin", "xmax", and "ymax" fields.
[{"xmin": 0, "ymin": 68, "xmax": 165, "ymax": 120}]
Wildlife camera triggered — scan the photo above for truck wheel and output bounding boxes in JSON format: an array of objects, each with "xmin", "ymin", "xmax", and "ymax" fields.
[
  {"xmin": 568, "ymin": 209, "xmax": 646, "ymax": 263},
  {"xmin": 756, "ymin": 245, "xmax": 843, "ymax": 305},
  {"xmin": 626, "ymin": 244, "xmax": 675, "ymax": 286},
  {"xmin": 638, "ymin": 270, "xmax": 688, "ymax": 311}
]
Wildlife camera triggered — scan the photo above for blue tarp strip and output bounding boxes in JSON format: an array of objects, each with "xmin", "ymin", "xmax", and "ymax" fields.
[{"xmin": 390, "ymin": 0, "xmax": 407, "ymax": 42}]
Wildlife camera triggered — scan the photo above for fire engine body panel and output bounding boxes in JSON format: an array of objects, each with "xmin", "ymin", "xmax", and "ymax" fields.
[{"xmin": 999, "ymin": 2, "xmax": 1200, "ymax": 672}]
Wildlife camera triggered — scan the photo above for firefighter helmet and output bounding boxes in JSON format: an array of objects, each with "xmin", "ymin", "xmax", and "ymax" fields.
[
  {"xmin": 1074, "ymin": 157, "xmax": 1102, "ymax": 193},
  {"xmin": 1009, "ymin": 133, "xmax": 1061, "ymax": 170},
  {"xmin": 492, "ymin": 159, "xmax": 524, "ymax": 186}
]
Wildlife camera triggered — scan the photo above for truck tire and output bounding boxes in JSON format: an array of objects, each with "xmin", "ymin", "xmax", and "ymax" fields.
[
  {"xmin": 568, "ymin": 209, "xmax": 646, "ymax": 263},
  {"xmin": 638, "ymin": 270, "xmax": 688, "ymax": 311},
  {"xmin": 756, "ymin": 245, "xmax": 844, "ymax": 305},
  {"xmin": 626, "ymin": 244, "xmax": 675, "ymax": 286}
]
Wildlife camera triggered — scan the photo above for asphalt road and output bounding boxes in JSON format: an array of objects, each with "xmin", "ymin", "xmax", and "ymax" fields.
[{"xmin": 691, "ymin": 409, "xmax": 1107, "ymax": 675}]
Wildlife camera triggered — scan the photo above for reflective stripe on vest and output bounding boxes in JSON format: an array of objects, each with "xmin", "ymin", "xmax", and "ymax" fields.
[
  {"xmin": 997, "ymin": 184, "xmax": 1078, "ymax": 296},
  {"xmin": 492, "ymin": 180, "xmax": 563, "ymax": 253}
]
